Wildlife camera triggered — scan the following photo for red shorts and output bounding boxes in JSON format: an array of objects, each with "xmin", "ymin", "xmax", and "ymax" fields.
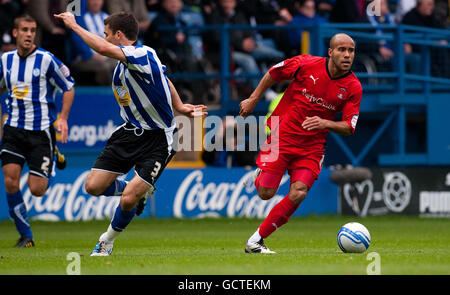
[{"xmin": 255, "ymin": 139, "xmax": 324, "ymax": 189}]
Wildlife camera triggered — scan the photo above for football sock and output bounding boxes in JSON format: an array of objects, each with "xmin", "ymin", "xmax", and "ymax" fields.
[
  {"xmin": 101, "ymin": 179, "xmax": 128, "ymax": 196},
  {"xmin": 258, "ymin": 195, "xmax": 300, "ymax": 239},
  {"xmin": 101, "ymin": 225, "xmax": 120, "ymax": 243},
  {"xmin": 6, "ymin": 191, "xmax": 33, "ymax": 239},
  {"xmin": 248, "ymin": 229, "xmax": 262, "ymax": 244},
  {"xmin": 107, "ymin": 204, "xmax": 137, "ymax": 241}
]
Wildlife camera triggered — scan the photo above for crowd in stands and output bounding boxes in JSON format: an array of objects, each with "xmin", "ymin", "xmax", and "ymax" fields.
[{"xmin": 0, "ymin": 0, "xmax": 449, "ymax": 98}]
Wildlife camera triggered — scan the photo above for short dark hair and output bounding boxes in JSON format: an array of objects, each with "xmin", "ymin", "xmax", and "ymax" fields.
[
  {"xmin": 14, "ymin": 14, "xmax": 36, "ymax": 29},
  {"xmin": 104, "ymin": 11, "xmax": 139, "ymax": 41}
]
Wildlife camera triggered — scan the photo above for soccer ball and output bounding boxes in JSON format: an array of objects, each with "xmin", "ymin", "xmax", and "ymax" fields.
[{"xmin": 337, "ymin": 222, "xmax": 371, "ymax": 253}]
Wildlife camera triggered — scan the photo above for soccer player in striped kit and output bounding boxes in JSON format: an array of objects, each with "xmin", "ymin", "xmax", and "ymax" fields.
[
  {"xmin": 0, "ymin": 15, "xmax": 75, "ymax": 248},
  {"xmin": 55, "ymin": 11, "xmax": 207, "ymax": 256}
]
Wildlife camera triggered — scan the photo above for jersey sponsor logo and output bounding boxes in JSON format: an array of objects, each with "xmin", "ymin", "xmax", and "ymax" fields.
[
  {"xmin": 301, "ymin": 89, "xmax": 336, "ymax": 111},
  {"xmin": 13, "ymin": 83, "xmax": 29, "ymax": 99},
  {"xmin": 113, "ymin": 86, "xmax": 131, "ymax": 106},
  {"xmin": 351, "ymin": 114, "xmax": 359, "ymax": 129},
  {"xmin": 309, "ymin": 75, "xmax": 319, "ymax": 85}
]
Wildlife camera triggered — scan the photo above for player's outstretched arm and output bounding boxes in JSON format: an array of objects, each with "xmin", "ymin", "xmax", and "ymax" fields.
[
  {"xmin": 239, "ymin": 71, "xmax": 276, "ymax": 118},
  {"xmin": 54, "ymin": 12, "xmax": 126, "ymax": 63},
  {"xmin": 58, "ymin": 87, "xmax": 75, "ymax": 143},
  {"xmin": 302, "ymin": 116, "xmax": 353, "ymax": 136},
  {"xmin": 168, "ymin": 79, "xmax": 207, "ymax": 118}
]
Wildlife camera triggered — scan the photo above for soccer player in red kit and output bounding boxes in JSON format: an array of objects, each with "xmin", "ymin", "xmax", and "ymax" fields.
[{"xmin": 239, "ymin": 33, "xmax": 363, "ymax": 253}]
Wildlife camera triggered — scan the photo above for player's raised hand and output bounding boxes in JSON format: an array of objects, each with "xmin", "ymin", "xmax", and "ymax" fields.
[
  {"xmin": 54, "ymin": 12, "xmax": 78, "ymax": 30},
  {"xmin": 239, "ymin": 98, "xmax": 257, "ymax": 118},
  {"xmin": 302, "ymin": 116, "xmax": 329, "ymax": 131}
]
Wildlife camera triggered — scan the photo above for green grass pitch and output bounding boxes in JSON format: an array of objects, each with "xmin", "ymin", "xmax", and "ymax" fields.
[{"xmin": 0, "ymin": 216, "xmax": 449, "ymax": 275}]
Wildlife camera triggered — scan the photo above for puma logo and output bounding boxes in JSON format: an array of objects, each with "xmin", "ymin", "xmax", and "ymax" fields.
[{"xmin": 310, "ymin": 75, "xmax": 319, "ymax": 85}]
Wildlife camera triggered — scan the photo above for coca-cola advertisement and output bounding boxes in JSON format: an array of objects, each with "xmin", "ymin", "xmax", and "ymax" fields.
[{"xmin": 0, "ymin": 167, "xmax": 339, "ymax": 221}]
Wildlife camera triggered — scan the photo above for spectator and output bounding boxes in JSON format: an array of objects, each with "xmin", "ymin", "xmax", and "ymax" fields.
[
  {"xmin": 105, "ymin": 0, "xmax": 151, "ymax": 33},
  {"xmin": 402, "ymin": 0, "xmax": 448, "ymax": 77},
  {"xmin": 402, "ymin": 0, "xmax": 444, "ymax": 28},
  {"xmin": 316, "ymin": 0, "xmax": 337, "ymax": 19},
  {"xmin": 287, "ymin": 0, "xmax": 327, "ymax": 52},
  {"xmin": 26, "ymin": 0, "xmax": 69, "ymax": 63},
  {"xmin": 238, "ymin": 0, "xmax": 294, "ymax": 32},
  {"xmin": 367, "ymin": 0, "xmax": 421, "ymax": 74},
  {"xmin": 434, "ymin": 0, "xmax": 449, "ymax": 27},
  {"xmin": 329, "ymin": 0, "xmax": 368, "ymax": 23},
  {"xmin": 238, "ymin": 0, "xmax": 293, "ymax": 59},
  {"xmin": 69, "ymin": 0, "xmax": 116, "ymax": 85},
  {"xmin": 395, "ymin": 0, "xmax": 416, "ymax": 23},
  {"xmin": 146, "ymin": 0, "xmax": 162, "ymax": 12},
  {"xmin": 204, "ymin": 0, "xmax": 284, "ymax": 92},
  {"xmin": 144, "ymin": 0, "xmax": 208, "ymax": 104},
  {"xmin": 0, "ymin": 0, "xmax": 26, "ymax": 54}
]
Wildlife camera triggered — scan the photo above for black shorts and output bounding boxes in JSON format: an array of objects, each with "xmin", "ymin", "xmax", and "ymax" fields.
[
  {"xmin": 1, "ymin": 124, "xmax": 56, "ymax": 179},
  {"xmin": 92, "ymin": 123, "xmax": 176, "ymax": 186}
]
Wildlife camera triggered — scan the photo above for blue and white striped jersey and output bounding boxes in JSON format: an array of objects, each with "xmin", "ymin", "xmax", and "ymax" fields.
[
  {"xmin": 112, "ymin": 45, "xmax": 175, "ymax": 131},
  {"xmin": 0, "ymin": 47, "xmax": 75, "ymax": 131}
]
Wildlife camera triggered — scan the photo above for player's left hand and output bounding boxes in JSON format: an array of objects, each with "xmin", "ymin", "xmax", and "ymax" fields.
[
  {"xmin": 179, "ymin": 104, "xmax": 208, "ymax": 118},
  {"xmin": 54, "ymin": 12, "xmax": 77, "ymax": 30},
  {"xmin": 302, "ymin": 116, "xmax": 329, "ymax": 131},
  {"xmin": 57, "ymin": 118, "xmax": 69, "ymax": 143}
]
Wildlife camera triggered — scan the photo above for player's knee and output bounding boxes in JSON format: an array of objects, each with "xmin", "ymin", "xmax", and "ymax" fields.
[
  {"xmin": 288, "ymin": 183, "xmax": 308, "ymax": 204},
  {"xmin": 84, "ymin": 176, "xmax": 103, "ymax": 196},
  {"xmin": 84, "ymin": 182, "xmax": 102, "ymax": 196},
  {"xmin": 258, "ymin": 187, "xmax": 276, "ymax": 200},
  {"xmin": 4, "ymin": 176, "xmax": 20, "ymax": 193}
]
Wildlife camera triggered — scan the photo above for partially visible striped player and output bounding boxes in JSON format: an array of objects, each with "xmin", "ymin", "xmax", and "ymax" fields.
[
  {"xmin": 55, "ymin": 11, "xmax": 207, "ymax": 256},
  {"xmin": 0, "ymin": 15, "xmax": 75, "ymax": 248}
]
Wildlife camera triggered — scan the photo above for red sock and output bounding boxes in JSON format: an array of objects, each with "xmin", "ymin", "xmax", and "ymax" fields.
[{"xmin": 259, "ymin": 195, "xmax": 300, "ymax": 238}]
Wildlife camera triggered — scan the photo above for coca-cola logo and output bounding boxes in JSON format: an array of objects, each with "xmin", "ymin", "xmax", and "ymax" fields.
[
  {"xmin": 21, "ymin": 171, "xmax": 120, "ymax": 221},
  {"xmin": 173, "ymin": 170, "xmax": 289, "ymax": 218}
]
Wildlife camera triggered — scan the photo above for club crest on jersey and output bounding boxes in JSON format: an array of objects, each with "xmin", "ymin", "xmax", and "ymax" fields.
[
  {"xmin": 114, "ymin": 86, "xmax": 131, "ymax": 106},
  {"xmin": 33, "ymin": 68, "xmax": 41, "ymax": 77},
  {"xmin": 13, "ymin": 83, "xmax": 29, "ymax": 99},
  {"xmin": 337, "ymin": 87, "xmax": 346, "ymax": 99}
]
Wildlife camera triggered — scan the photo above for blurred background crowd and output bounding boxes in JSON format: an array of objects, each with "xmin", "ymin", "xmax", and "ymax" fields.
[
  {"xmin": 1, "ymin": 0, "xmax": 448, "ymax": 87},
  {"xmin": 0, "ymin": 0, "xmax": 449, "ymax": 167}
]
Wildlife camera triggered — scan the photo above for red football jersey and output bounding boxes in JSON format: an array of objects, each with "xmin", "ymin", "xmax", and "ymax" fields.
[{"xmin": 267, "ymin": 55, "xmax": 363, "ymax": 150}]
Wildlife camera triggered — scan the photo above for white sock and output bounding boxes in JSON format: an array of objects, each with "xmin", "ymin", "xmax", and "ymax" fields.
[
  {"xmin": 248, "ymin": 228, "xmax": 262, "ymax": 244},
  {"xmin": 100, "ymin": 224, "xmax": 120, "ymax": 243}
]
